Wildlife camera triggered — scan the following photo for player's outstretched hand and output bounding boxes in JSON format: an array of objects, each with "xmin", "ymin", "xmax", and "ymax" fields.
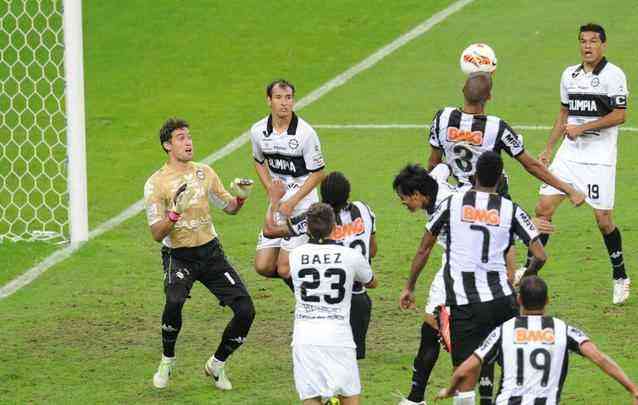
[
  {"xmin": 268, "ymin": 179, "xmax": 286, "ymax": 205},
  {"xmin": 230, "ymin": 178, "xmax": 254, "ymax": 199},
  {"xmin": 532, "ymin": 217, "xmax": 555, "ymax": 234},
  {"xmin": 568, "ymin": 189, "xmax": 586, "ymax": 207},
  {"xmin": 399, "ymin": 288, "xmax": 416, "ymax": 311},
  {"xmin": 172, "ymin": 183, "xmax": 197, "ymax": 214}
]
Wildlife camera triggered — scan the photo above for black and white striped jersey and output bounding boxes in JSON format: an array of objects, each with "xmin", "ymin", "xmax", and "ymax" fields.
[
  {"xmin": 426, "ymin": 190, "xmax": 539, "ymax": 306},
  {"xmin": 429, "ymin": 107, "xmax": 525, "ymax": 185},
  {"xmin": 251, "ymin": 113, "xmax": 325, "ymax": 216},
  {"xmin": 287, "ymin": 201, "xmax": 376, "ymax": 293},
  {"xmin": 556, "ymin": 58, "xmax": 628, "ymax": 165},
  {"xmin": 475, "ymin": 315, "xmax": 590, "ymax": 405}
]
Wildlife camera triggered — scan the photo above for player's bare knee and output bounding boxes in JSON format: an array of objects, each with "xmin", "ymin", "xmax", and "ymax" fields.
[
  {"xmin": 595, "ymin": 213, "xmax": 615, "ymax": 234},
  {"xmin": 535, "ymin": 199, "xmax": 555, "ymax": 220}
]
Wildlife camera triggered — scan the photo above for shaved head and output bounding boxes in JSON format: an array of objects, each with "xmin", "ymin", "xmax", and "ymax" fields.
[{"xmin": 463, "ymin": 72, "xmax": 492, "ymax": 105}]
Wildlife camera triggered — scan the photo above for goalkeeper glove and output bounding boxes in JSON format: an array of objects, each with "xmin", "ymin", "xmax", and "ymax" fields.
[
  {"xmin": 229, "ymin": 178, "xmax": 254, "ymax": 199},
  {"xmin": 168, "ymin": 183, "xmax": 196, "ymax": 222}
]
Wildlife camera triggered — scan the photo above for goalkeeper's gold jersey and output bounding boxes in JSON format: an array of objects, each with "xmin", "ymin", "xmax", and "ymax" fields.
[{"xmin": 144, "ymin": 162, "xmax": 234, "ymax": 248}]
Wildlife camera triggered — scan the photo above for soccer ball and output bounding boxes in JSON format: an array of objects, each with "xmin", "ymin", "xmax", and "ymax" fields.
[{"xmin": 459, "ymin": 43, "xmax": 497, "ymax": 75}]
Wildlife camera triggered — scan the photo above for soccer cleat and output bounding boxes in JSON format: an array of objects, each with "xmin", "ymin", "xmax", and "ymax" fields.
[
  {"xmin": 612, "ymin": 278, "xmax": 630, "ymax": 304},
  {"xmin": 152, "ymin": 357, "xmax": 175, "ymax": 389},
  {"xmin": 204, "ymin": 356, "xmax": 232, "ymax": 390},
  {"xmin": 325, "ymin": 398, "xmax": 341, "ymax": 405},
  {"xmin": 513, "ymin": 267, "xmax": 526, "ymax": 288}
]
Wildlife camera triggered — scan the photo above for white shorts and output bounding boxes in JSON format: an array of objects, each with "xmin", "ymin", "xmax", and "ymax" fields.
[
  {"xmin": 425, "ymin": 268, "xmax": 446, "ymax": 315},
  {"xmin": 293, "ymin": 344, "xmax": 361, "ymax": 400},
  {"xmin": 256, "ymin": 231, "xmax": 309, "ymax": 252},
  {"xmin": 539, "ymin": 157, "xmax": 615, "ymax": 210}
]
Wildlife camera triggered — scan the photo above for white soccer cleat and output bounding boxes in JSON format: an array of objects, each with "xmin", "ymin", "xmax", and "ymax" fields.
[
  {"xmin": 613, "ymin": 278, "xmax": 630, "ymax": 304},
  {"xmin": 204, "ymin": 356, "xmax": 233, "ymax": 390},
  {"xmin": 152, "ymin": 357, "xmax": 175, "ymax": 389},
  {"xmin": 513, "ymin": 267, "xmax": 526, "ymax": 288}
]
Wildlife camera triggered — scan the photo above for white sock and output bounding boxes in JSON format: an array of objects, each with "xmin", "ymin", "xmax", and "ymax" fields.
[
  {"xmin": 162, "ymin": 355, "xmax": 175, "ymax": 363},
  {"xmin": 453, "ymin": 391, "xmax": 476, "ymax": 405}
]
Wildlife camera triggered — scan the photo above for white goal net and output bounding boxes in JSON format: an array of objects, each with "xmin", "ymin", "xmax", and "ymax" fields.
[{"xmin": 0, "ymin": 0, "xmax": 87, "ymax": 243}]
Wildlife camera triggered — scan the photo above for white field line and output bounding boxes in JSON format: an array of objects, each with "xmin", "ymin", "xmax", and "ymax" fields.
[
  {"xmin": 314, "ymin": 124, "xmax": 638, "ymax": 132},
  {"xmin": 0, "ymin": 0, "xmax": 475, "ymax": 300}
]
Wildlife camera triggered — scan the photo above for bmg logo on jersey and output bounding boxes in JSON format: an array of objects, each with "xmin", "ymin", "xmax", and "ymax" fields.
[
  {"xmin": 514, "ymin": 328, "xmax": 556, "ymax": 344},
  {"xmin": 330, "ymin": 217, "xmax": 365, "ymax": 240},
  {"xmin": 446, "ymin": 127, "xmax": 484, "ymax": 146},
  {"xmin": 462, "ymin": 205, "xmax": 500, "ymax": 225}
]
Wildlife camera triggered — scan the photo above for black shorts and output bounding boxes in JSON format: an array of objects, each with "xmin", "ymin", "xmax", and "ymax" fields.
[
  {"xmin": 450, "ymin": 295, "xmax": 518, "ymax": 366},
  {"xmin": 161, "ymin": 238, "xmax": 250, "ymax": 306},
  {"xmin": 350, "ymin": 291, "xmax": 372, "ymax": 359}
]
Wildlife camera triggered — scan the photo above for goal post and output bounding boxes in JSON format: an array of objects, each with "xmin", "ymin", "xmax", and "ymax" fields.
[
  {"xmin": 0, "ymin": 0, "xmax": 88, "ymax": 244},
  {"xmin": 63, "ymin": 0, "xmax": 88, "ymax": 243}
]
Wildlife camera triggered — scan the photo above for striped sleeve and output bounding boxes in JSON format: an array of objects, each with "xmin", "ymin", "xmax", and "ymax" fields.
[
  {"xmin": 429, "ymin": 109, "xmax": 444, "ymax": 149},
  {"xmin": 512, "ymin": 204, "xmax": 540, "ymax": 245},
  {"xmin": 566, "ymin": 324, "xmax": 590, "ymax": 355},
  {"xmin": 426, "ymin": 195, "xmax": 451, "ymax": 236},
  {"xmin": 287, "ymin": 213, "xmax": 308, "ymax": 236},
  {"xmin": 474, "ymin": 326, "xmax": 502, "ymax": 363}
]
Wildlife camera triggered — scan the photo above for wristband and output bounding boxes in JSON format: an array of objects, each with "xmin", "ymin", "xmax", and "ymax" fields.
[{"xmin": 168, "ymin": 211, "xmax": 181, "ymax": 223}]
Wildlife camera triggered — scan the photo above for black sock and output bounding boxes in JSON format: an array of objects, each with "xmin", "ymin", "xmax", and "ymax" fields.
[
  {"xmin": 603, "ymin": 227, "xmax": 627, "ymax": 280},
  {"xmin": 407, "ymin": 322, "xmax": 440, "ymax": 403},
  {"xmin": 161, "ymin": 283, "xmax": 189, "ymax": 358},
  {"xmin": 479, "ymin": 361, "xmax": 495, "ymax": 405},
  {"xmin": 526, "ymin": 233, "xmax": 550, "ymax": 267},
  {"xmin": 214, "ymin": 297, "xmax": 256, "ymax": 361}
]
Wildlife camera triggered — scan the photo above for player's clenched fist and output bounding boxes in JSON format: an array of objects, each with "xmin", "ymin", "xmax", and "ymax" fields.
[
  {"xmin": 399, "ymin": 287, "xmax": 416, "ymax": 311},
  {"xmin": 230, "ymin": 178, "xmax": 254, "ymax": 199}
]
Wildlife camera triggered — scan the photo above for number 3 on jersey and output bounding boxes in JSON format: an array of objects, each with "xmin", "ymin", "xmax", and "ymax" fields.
[
  {"xmin": 299, "ymin": 267, "xmax": 346, "ymax": 304},
  {"xmin": 452, "ymin": 144, "xmax": 474, "ymax": 173}
]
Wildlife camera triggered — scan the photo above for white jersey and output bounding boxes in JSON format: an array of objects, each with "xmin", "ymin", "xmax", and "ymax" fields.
[
  {"xmin": 475, "ymin": 315, "xmax": 590, "ymax": 404},
  {"xmin": 286, "ymin": 201, "xmax": 376, "ymax": 293},
  {"xmin": 429, "ymin": 107, "xmax": 525, "ymax": 185},
  {"xmin": 251, "ymin": 113, "xmax": 325, "ymax": 216},
  {"xmin": 427, "ymin": 190, "xmax": 539, "ymax": 306},
  {"xmin": 426, "ymin": 163, "xmax": 458, "ymax": 249},
  {"xmin": 555, "ymin": 58, "xmax": 628, "ymax": 165},
  {"xmin": 290, "ymin": 242, "xmax": 374, "ymax": 348}
]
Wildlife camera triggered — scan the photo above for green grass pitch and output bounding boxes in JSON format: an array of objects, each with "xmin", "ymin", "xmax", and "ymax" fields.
[{"xmin": 1, "ymin": 0, "xmax": 637, "ymax": 403}]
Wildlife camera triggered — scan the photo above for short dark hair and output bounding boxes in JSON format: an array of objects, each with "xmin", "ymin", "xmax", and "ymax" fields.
[
  {"xmin": 306, "ymin": 202, "xmax": 335, "ymax": 240},
  {"xmin": 463, "ymin": 72, "xmax": 492, "ymax": 105},
  {"xmin": 159, "ymin": 118, "xmax": 189, "ymax": 153},
  {"xmin": 392, "ymin": 164, "xmax": 439, "ymax": 204},
  {"xmin": 519, "ymin": 276, "xmax": 548, "ymax": 311},
  {"xmin": 475, "ymin": 151, "xmax": 503, "ymax": 188},
  {"xmin": 320, "ymin": 172, "xmax": 350, "ymax": 211},
  {"xmin": 579, "ymin": 23, "xmax": 606, "ymax": 43},
  {"xmin": 266, "ymin": 79, "xmax": 295, "ymax": 98}
]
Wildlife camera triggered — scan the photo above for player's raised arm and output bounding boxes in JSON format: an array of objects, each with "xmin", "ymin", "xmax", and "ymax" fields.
[
  {"xmin": 515, "ymin": 151, "xmax": 585, "ymax": 206},
  {"xmin": 579, "ymin": 340, "xmax": 638, "ymax": 403}
]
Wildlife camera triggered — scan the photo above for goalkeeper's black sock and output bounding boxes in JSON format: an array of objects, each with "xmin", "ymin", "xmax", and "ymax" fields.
[
  {"xmin": 603, "ymin": 227, "xmax": 627, "ymax": 280},
  {"xmin": 407, "ymin": 322, "xmax": 440, "ymax": 403},
  {"xmin": 525, "ymin": 233, "xmax": 550, "ymax": 267},
  {"xmin": 161, "ymin": 302, "xmax": 184, "ymax": 358},
  {"xmin": 214, "ymin": 296, "xmax": 255, "ymax": 361}
]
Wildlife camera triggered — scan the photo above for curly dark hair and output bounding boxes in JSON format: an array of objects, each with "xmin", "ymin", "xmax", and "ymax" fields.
[
  {"xmin": 320, "ymin": 172, "xmax": 350, "ymax": 211},
  {"xmin": 392, "ymin": 164, "xmax": 438, "ymax": 205}
]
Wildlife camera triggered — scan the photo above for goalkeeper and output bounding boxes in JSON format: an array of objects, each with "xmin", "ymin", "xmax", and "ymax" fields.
[{"xmin": 143, "ymin": 118, "xmax": 255, "ymax": 392}]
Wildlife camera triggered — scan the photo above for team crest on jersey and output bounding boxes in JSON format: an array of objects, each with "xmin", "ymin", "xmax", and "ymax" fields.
[
  {"xmin": 461, "ymin": 205, "xmax": 500, "ymax": 225},
  {"xmin": 446, "ymin": 127, "xmax": 484, "ymax": 146},
  {"xmin": 591, "ymin": 77, "xmax": 600, "ymax": 87},
  {"xmin": 330, "ymin": 217, "xmax": 365, "ymax": 240},
  {"xmin": 196, "ymin": 168, "xmax": 205, "ymax": 180},
  {"xmin": 288, "ymin": 139, "xmax": 299, "ymax": 149},
  {"xmin": 514, "ymin": 328, "xmax": 555, "ymax": 344}
]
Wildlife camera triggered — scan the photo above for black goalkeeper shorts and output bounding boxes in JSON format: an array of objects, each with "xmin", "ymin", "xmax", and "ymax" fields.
[{"xmin": 161, "ymin": 238, "xmax": 250, "ymax": 307}]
